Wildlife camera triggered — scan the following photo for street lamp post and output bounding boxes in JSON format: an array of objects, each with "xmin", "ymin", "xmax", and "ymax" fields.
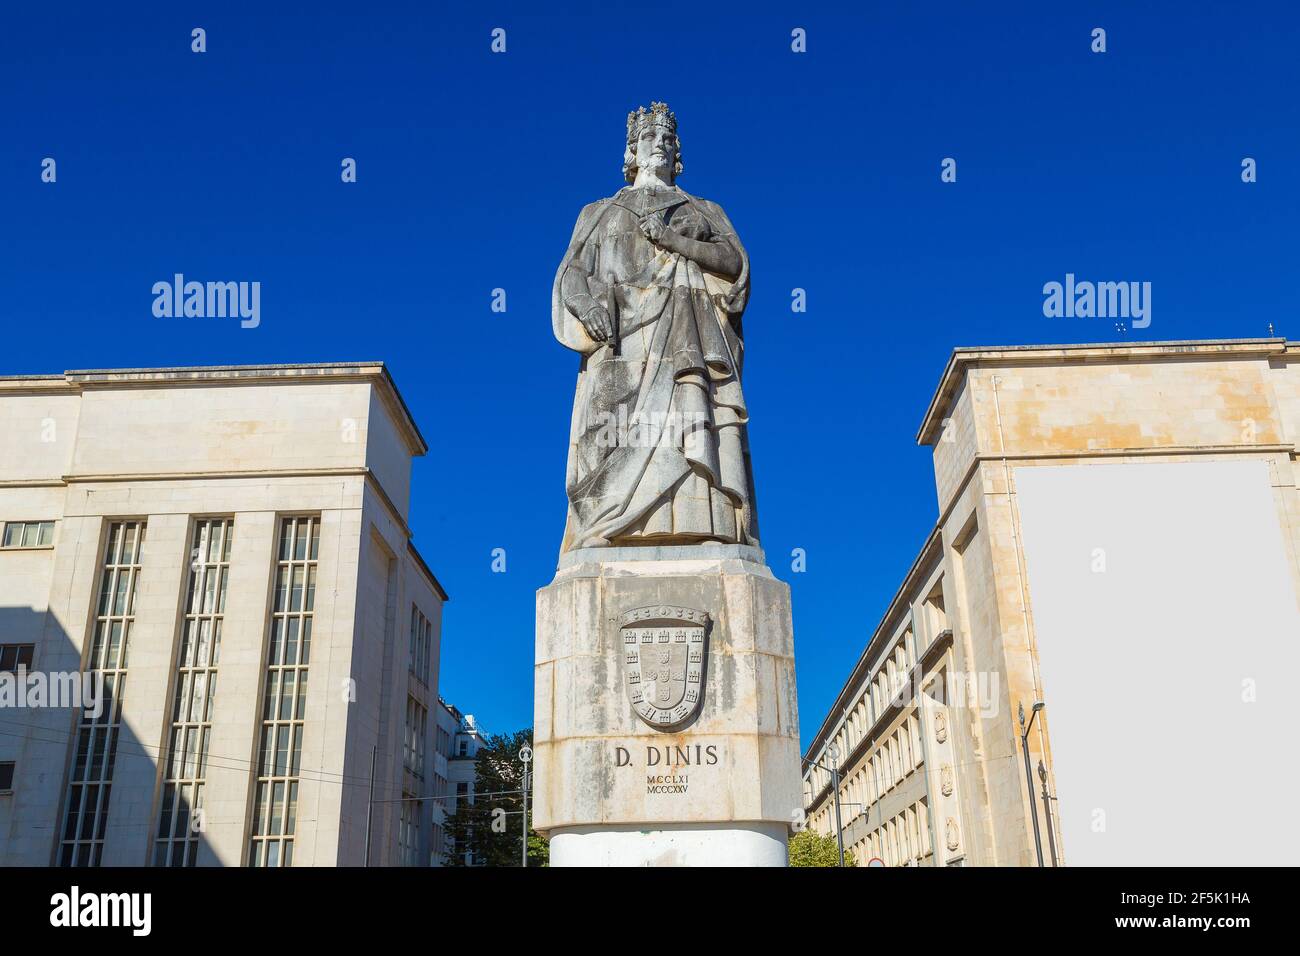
[
  {"xmin": 1018, "ymin": 701, "xmax": 1046, "ymax": 868},
  {"xmin": 519, "ymin": 745, "xmax": 533, "ymax": 868},
  {"xmin": 803, "ymin": 746, "xmax": 862, "ymax": 867},
  {"xmin": 827, "ymin": 741, "xmax": 845, "ymax": 867},
  {"xmin": 1038, "ymin": 759, "xmax": 1059, "ymax": 867}
]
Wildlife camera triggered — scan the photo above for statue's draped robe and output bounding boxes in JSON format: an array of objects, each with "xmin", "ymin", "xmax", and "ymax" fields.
[{"xmin": 553, "ymin": 184, "xmax": 758, "ymax": 552}]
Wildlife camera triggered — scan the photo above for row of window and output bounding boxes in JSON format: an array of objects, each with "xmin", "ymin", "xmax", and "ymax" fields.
[
  {"xmin": 847, "ymin": 714, "xmax": 925, "ymax": 814},
  {"xmin": 1, "ymin": 520, "xmax": 55, "ymax": 549},
  {"xmin": 808, "ymin": 633, "xmax": 918, "ymax": 798},
  {"xmin": 849, "ymin": 797, "xmax": 932, "ymax": 867},
  {"xmin": 808, "ymin": 583, "xmax": 949, "ymax": 799},
  {"xmin": 810, "ymin": 711, "xmax": 927, "ymax": 840},
  {"xmin": 8, "ymin": 514, "xmax": 435, "ymax": 867}
]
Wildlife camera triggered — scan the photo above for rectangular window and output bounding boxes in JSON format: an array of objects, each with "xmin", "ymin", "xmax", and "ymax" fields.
[
  {"xmin": 1, "ymin": 520, "xmax": 55, "ymax": 548},
  {"xmin": 409, "ymin": 608, "xmax": 418, "ymax": 676},
  {"xmin": 404, "ymin": 696, "xmax": 427, "ymax": 779},
  {"xmin": 248, "ymin": 516, "xmax": 318, "ymax": 867},
  {"xmin": 398, "ymin": 794, "xmax": 420, "ymax": 866},
  {"xmin": 154, "ymin": 518, "xmax": 232, "ymax": 867},
  {"xmin": 0, "ymin": 644, "xmax": 35, "ymax": 673},
  {"xmin": 409, "ymin": 607, "xmax": 432, "ymax": 684},
  {"xmin": 59, "ymin": 520, "xmax": 145, "ymax": 866},
  {"xmin": 918, "ymin": 797, "xmax": 932, "ymax": 856},
  {"xmin": 0, "ymin": 762, "xmax": 14, "ymax": 791}
]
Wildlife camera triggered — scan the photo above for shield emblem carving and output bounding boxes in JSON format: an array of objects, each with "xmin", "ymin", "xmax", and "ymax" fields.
[{"xmin": 619, "ymin": 604, "xmax": 710, "ymax": 730}]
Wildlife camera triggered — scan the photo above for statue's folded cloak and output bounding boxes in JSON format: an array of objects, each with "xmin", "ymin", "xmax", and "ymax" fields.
[{"xmin": 551, "ymin": 188, "xmax": 758, "ymax": 552}]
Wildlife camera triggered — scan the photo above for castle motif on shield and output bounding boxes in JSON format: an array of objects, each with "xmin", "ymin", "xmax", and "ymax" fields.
[{"xmin": 619, "ymin": 604, "xmax": 711, "ymax": 730}]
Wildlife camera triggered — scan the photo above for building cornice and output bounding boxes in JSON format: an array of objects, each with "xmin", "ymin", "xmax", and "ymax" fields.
[
  {"xmin": 408, "ymin": 541, "xmax": 450, "ymax": 603},
  {"xmin": 0, "ymin": 361, "xmax": 429, "ymax": 458},
  {"xmin": 916, "ymin": 337, "xmax": 1291, "ymax": 446}
]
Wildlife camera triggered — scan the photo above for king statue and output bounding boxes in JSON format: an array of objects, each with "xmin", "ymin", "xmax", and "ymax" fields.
[
  {"xmin": 552, "ymin": 102, "xmax": 758, "ymax": 552},
  {"xmin": 538, "ymin": 104, "xmax": 801, "ymax": 866}
]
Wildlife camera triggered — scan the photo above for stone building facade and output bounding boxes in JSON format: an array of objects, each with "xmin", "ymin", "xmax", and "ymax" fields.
[
  {"xmin": 0, "ymin": 362, "xmax": 448, "ymax": 866},
  {"xmin": 804, "ymin": 339, "xmax": 1300, "ymax": 866},
  {"xmin": 429, "ymin": 698, "xmax": 483, "ymax": 866}
]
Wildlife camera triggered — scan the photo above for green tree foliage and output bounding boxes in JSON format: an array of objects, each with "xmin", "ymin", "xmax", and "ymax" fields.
[
  {"xmin": 444, "ymin": 728, "xmax": 548, "ymax": 867},
  {"xmin": 788, "ymin": 828, "xmax": 855, "ymax": 867}
]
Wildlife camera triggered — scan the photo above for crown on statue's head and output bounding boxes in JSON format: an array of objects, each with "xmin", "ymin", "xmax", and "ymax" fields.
[{"xmin": 627, "ymin": 102, "xmax": 677, "ymax": 138}]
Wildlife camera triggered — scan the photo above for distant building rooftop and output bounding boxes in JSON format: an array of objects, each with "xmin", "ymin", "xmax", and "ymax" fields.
[{"xmin": 917, "ymin": 337, "xmax": 1295, "ymax": 445}]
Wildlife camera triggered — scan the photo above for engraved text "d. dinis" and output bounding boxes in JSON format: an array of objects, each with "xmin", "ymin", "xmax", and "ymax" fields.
[{"xmin": 615, "ymin": 744, "xmax": 719, "ymax": 767}]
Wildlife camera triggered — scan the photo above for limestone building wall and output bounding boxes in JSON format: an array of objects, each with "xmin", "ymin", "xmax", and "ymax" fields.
[
  {"xmin": 805, "ymin": 338, "xmax": 1300, "ymax": 866},
  {"xmin": 0, "ymin": 363, "xmax": 447, "ymax": 867}
]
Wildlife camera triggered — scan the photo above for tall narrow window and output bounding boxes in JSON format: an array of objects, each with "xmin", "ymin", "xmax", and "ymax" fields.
[
  {"xmin": 409, "ymin": 606, "xmax": 432, "ymax": 684},
  {"xmin": 154, "ymin": 518, "xmax": 232, "ymax": 866},
  {"xmin": 59, "ymin": 520, "xmax": 145, "ymax": 866},
  {"xmin": 404, "ymin": 696, "xmax": 427, "ymax": 779},
  {"xmin": 398, "ymin": 794, "xmax": 419, "ymax": 866},
  {"xmin": 248, "ymin": 516, "xmax": 318, "ymax": 867}
]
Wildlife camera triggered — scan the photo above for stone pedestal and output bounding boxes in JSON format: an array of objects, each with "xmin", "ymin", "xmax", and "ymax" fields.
[{"xmin": 533, "ymin": 544, "xmax": 802, "ymax": 867}]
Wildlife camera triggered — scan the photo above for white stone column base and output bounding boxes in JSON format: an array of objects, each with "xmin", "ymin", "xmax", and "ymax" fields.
[{"xmin": 548, "ymin": 822, "xmax": 788, "ymax": 867}]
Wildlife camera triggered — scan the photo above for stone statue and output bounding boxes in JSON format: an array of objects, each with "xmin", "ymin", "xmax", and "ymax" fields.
[
  {"xmin": 553, "ymin": 102, "xmax": 759, "ymax": 552},
  {"xmin": 538, "ymin": 108, "xmax": 801, "ymax": 863}
]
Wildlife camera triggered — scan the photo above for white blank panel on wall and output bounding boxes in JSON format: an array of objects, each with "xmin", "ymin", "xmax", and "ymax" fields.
[{"xmin": 1014, "ymin": 459, "xmax": 1300, "ymax": 866}]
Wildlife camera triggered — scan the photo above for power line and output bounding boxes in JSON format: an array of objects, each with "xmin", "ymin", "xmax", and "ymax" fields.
[{"xmin": 0, "ymin": 715, "xmax": 455, "ymax": 804}]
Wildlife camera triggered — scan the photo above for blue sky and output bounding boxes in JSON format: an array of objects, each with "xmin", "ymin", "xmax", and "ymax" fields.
[{"xmin": 3, "ymin": 1, "xmax": 1297, "ymax": 749}]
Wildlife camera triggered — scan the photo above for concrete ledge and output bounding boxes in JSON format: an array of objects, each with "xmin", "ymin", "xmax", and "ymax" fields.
[
  {"xmin": 558, "ymin": 543, "xmax": 767, "ymax": 570},
  {"xmin": 549, "ymin": 821, "xmax": 788, "ymax": 867}
]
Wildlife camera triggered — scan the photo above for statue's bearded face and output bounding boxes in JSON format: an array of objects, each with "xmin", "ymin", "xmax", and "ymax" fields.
[{"xmin": 635, "ymin": 124, "xmax": 678, "ymax": 181}]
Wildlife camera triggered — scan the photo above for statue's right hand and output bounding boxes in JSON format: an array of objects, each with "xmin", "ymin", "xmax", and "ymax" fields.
[{"xmin": 580, "ymin": 306, "xmax": 613, "ymax": 342}]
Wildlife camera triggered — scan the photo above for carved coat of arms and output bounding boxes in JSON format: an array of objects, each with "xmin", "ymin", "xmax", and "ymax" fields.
[{"xmin": 619, "ymin": 605, "xmax": 710, "ymax": 730}]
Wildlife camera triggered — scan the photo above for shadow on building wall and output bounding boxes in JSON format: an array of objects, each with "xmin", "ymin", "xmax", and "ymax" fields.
[{"xmin": 0, "ymin": 604, "xmax": 214, "ymax": 867}]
